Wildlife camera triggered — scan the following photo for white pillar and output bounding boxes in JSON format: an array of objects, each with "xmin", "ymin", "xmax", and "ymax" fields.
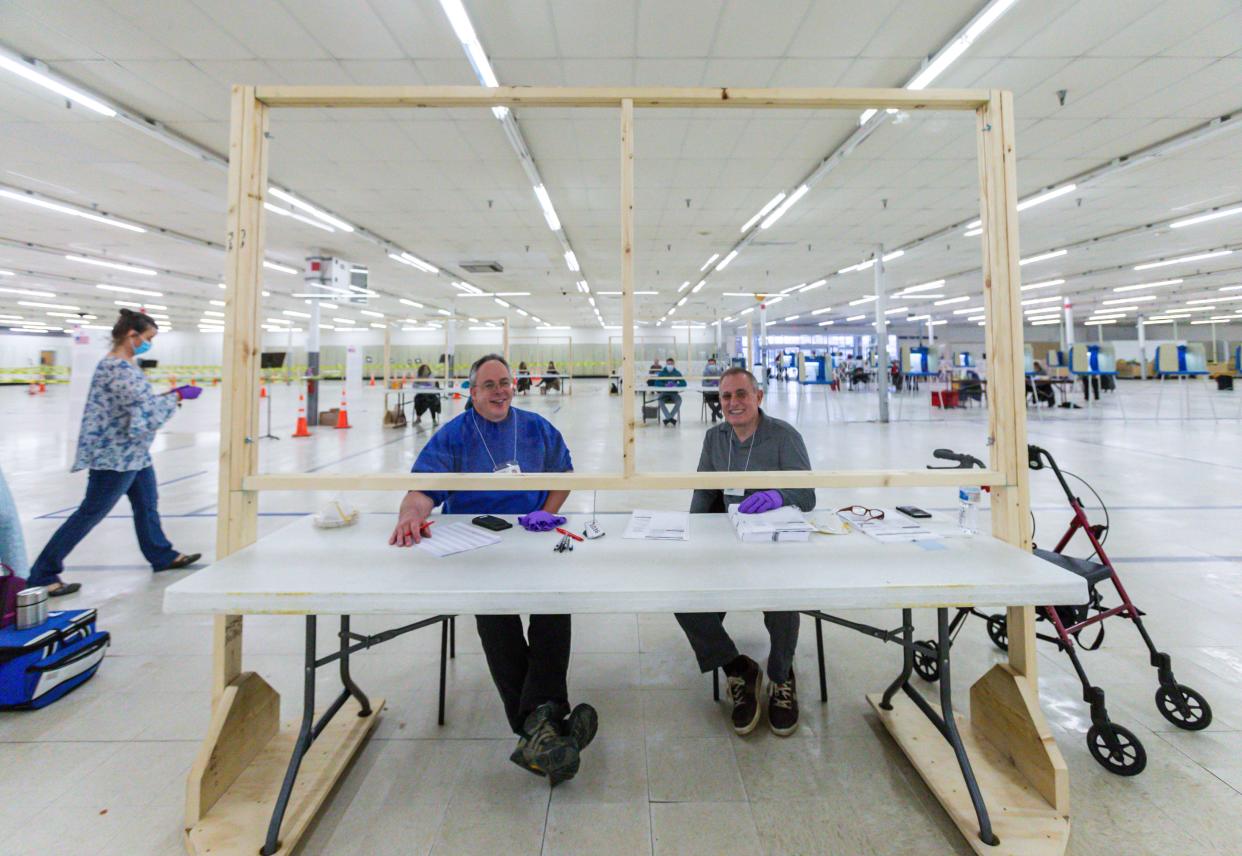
[
  {"xmin": 1136, "ymin": 314, "xmax": 1147, "ymax": 380},
  {"xmin": 759, "ymin": 303, "xmax": 768, "ymax": 385},
  {"xmin": 1062, "ymin": 298, "xmax": 1074, "ymax": 348},
  {"xmin": 874, "ymin": 245, "xmax": 889, "ymax": 423}
]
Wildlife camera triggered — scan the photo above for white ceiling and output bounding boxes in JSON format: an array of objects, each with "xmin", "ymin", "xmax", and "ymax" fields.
[{"xmin": 0, "ymin": 0, "xmax": 1240, "ymax": 334}]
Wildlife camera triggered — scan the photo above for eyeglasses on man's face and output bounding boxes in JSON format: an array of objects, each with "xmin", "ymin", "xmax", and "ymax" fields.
[{"xmin": 476, "ymin": 377, "xmax": 513, "ymax": 393}]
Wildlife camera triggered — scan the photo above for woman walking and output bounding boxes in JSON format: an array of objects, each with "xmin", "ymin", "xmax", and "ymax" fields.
[
  {"xmin": 29, "ymin": 309, "xmax": 202, "ymax": 597},
  {"xmin": 412, "ymin": 363, "xmax": 441, "ymax": 425}
]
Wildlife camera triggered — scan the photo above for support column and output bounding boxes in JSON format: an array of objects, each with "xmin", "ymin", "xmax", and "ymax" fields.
[
  {"xmin": 382, "ymin": 324, "xmax": 391, "ymax": 389},
  {"xmin": 1062, "ymin": 298, "xmax": 1075, "ymax": 349},
  {"xmin": 503, "ymin": 317, "xmax": 510, "ymax": 363},
  {"xmin": 306, "ymin": 299, "xmax": 320, "ymax": 421},
  {"xmin": 759, "ymin": 303, "xmax": 768, "ymax": 385},
  {"xmin": 745, "ymin": 319, "xmax": 753, "ymax": 370},
  {"xmin": 874, "ymin": 245, "xmax": 890, "ymax": 423}
]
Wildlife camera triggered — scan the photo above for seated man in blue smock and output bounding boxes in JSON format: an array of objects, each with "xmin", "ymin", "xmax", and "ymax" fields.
[{"xmin": 389, "ymin": 354, "xmax": 596, "ymax": 786}]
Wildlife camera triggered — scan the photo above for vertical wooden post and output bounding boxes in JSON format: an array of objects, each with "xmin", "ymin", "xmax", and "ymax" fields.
[
  {"xmin": 214, "ymin": 85, "xmax": 268, "ymax": 703},
  {"xmin": 970, "ymin": 89, "xmax": 1069, "ymax": 816},
  {"xmin": 620, "ymin": 98, "xmax": 635, "ymax": 476}
]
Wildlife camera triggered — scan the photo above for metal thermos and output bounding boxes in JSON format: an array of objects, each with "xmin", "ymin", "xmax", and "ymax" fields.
[{"xmin": 15, "ymin": 587, "xmax": 48, "ymax": 630}]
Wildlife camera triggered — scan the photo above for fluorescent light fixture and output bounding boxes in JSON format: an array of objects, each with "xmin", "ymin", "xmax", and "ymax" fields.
[
  {"xmin": 0, "ymin": 189, "xmax": 145, "ymax": 233},
  {"xmin": 1021, "ymin": 278, "xmax": 1065, "ymax": 292},
  {"xmin": 909, "ymin": 314, "xmax": 931, "ymax": 321},
  {"xmin": 1095, "ymin": 304, "xmax": 1140, "ymax": 312},
  {"xmin": 934, "ymin": 295, "xmax": 970, "ymax": 306},
  {"xmin": 437, "ymin": 309, "xmax": 452, "ymax": 316},
  {"xmin": 760, "ymin": 184, "xmax": 808, "ymax": 229},
  {"xmin": 882, "ymin": 250, "xmax": 904, "ymax": 262},
  {"xmin": 1021, "ymin": 295, "xmax": 1062, "ymax": 306},
  {"xmin": 1017, "ymin": 184, "xmax": 1077, "ymax": 212},
  {"xmin": 359, "ymin": 310, "xmax": 385, "ymax": 318},
  {"xmin": 1169, "ymin": 205, "xmax": 1242, "ymax": 229},
  {"xmin": 399, "ymin": 299, "xmax": 423, "ymax": 309},
  {"xmin": 714, "ymin": 250, "xmax": 739, "ymax": 271},
  {"xmin": 264, "ymin": 202, "xmax": 334, "ymax": 233},
  {"xmin": 811, "ymin": 306, "xmax": 832, "ymax": 315},
  {"xmin": 65, "ymin": 254, "xmax": 155, "ymax": 275},
  {"xmin": 209, "ymin": 299, "xmax": 226, "ymax": 307},
  {"xmin": 516, "ymin": 308, "xmax": 529, "ymax": 317},
  {"xmin": 202, "ymin": 310, "xmax": 224, "ymax": 318},
  {"xmin": 268, "ymin": 187, "xmax": 353, "ymax": 232},
  {"xmin": 1084, "ymin": 319, "xmax": 1116, "ymax": 326},
  {"xmin": 0, "ymin": 53, "xmax": 116, "ymax": 116},
  {"xmin": 1134, "ymin": 249, "xmax": 1232, "ymax": 271},
  {"xmin": 678, "ymin": 281, "xmax": 691, "ymax": 292},
  {"xmin": 691, "ymin": 281, "xmax": 706, "ymax": 295},
  {"xmin": 895, "ymin": 293, "xmax": 944, "ymax": 299},
  {"xmin": 452, "ymin": 281, "xmax": 483, "ymax": 294},
  {"xmin": 531, "ymin": 184, "xmax": 560, "ymax": 231},
  {"xmin": 966, "ymin": 219, "xmax": 982, "ymax": 229},
  {"xmin": 95, "ymin": 284, "xmax": 162, "ymax": 297},
  {"xmin": 46, "ymin": 311, "xmax": 96, "ymax": 319},
  {"xmin": 587, "ymin": 297, "xmax": 596, "ymax": 307},
  {"xmin": 1187, "ymin": 294, "xmax": 1242, "ymax": 304},
  {"xmin": 388, "ymin": 252, "xmax": 438, "ymax": 274},
  {"xmin": 1030, "ymin": 319, "xmax": 1061, "ymax": 326},
  {"xmin": 402, "ymin": 326, "xmax": 439, "ymax": 332},
  {"xmin": 0, "ymin": 285, "xmax": 56, "ymax": 298},
  {"xmin": 818, "ymin": 320, "xmax": 835, "ymax": 326},
  {"xmin": 902, "ymin": 280, "xmax": 946, "ymax": 294},
  {"xmin": 538, "ymin": 325, "xmax": 571, "ymax": 330},
  {"xmin": 677, "ymin": 297, "xmax": 687, "ymax": 307},
  {"xmin": 849, "ymin": 295, "xmax": 877, "ymax": 306},
  {"xmin": 964, "ymin": 227, "xmax": 983, "ymax": 237},
  {"xmin": 578, "ymin": 281, "xmax": 590, "ymax": 294},
  {"xmin": 494, "ymin": 298, "xmax": 509, "ymax": 308},
  {"xmin": 18, "ymin": 300, "xmax": 78, "ymax": 311},
  {"xmin": 739, "ymin": 307, "xmax": 754, "ymax": 316},
  {"xmin": 114, "ymin": 300, "xmax": 166, "ymax": 310},
  {"xmin": 884, "ymin": 307, "xmax": 908, "ymax": 316},
  {"xmin": 928, "ymin": 320, "xmax": 948, "ymax": 327},
  {"xmin": 1020, "ymin": 249, "xmax": 1068, "ymax": 266},
  {"xmin": 967, "ymin": 315, "xmax": 985, "ymax": 322},
  {"xmin": 1102, "ymin": 295, "xmax": 1155, "ymax": 305},
  {"xmin": 0, "ymin": 270, "xmax": 12, "ymax": 276},
  {"xmin": 741, "ymin": 193, "xmax": 787, "ymax": 233},
  {"xmin": 799, "ymin": 279, "xmax": 827, "ymax": 293},
  {"xmin": 332, "ymin": 317, "xmax": 356, "ymax": 324},
  {"xmin": 263, "ymin": 261, "xmax": 299, "ymax": 275},
  {"xmin": 783, "ymin": 315, "xmax": 800, "ymax": 322},
  {"xmin": 700, "ymin": 254, "xmax": 720, "ymax": 272},
  {"xmin": 846, "ymin": 314, "xmax": 867, "ymax": 322},
  {"xmin": 952, "ymin": 306, "xmax": 984, "ymax": 315},
  {"xmin": 564, "ymin": 250, "xmax": 579, "ymax": 272},
  {"xmin": 368, "ymin": 323, "xmax": 386, "ymax": 329},
  {"xmin": 907, "ymin": 0, "xmax": 1019, "ymax": 91}
]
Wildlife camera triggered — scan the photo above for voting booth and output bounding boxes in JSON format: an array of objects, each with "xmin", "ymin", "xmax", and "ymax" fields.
[
  {"xmin": 1069, "ymin": 343, "xmax": 1117, "ymax": 376},
  {"xmin": 1153, "ymin": 343, "xmax": 1207, "ymax": 376},
  {"xmin": 1023, "ymin": 344, "xmax": 1035, "ymax": 375},
  {"xmin": 900, "ymin": 344, "xmax": 939, "ymax": 376},
  {"xmin": 798, "ymin": 352, "xmax": 831, "ymax": 384}
]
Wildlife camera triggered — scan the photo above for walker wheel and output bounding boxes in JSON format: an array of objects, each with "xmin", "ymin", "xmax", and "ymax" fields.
[
  {"xmin": 1155, "ymin": 684, "xmax": 1212, "ymax": 731},
  {"xmin": 1087, "ymin": 723, "xmax": 1147, "ymax": 776},
  {"xmin": 913, "ymin": 640, "xmax": 940, "ymax": 682},
  {"xmin": 986, "ymin": 614, "xmax": 1008, "ymax": 652}
]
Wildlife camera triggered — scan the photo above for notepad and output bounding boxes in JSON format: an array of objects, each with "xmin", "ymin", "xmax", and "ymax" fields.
[
  {"xmin": 727, "ymin": 505, "xmax": 815, "ymax": 542},
  {"xmin": 837, "ymin": 512, "xmax": 942, "ymax": 544},
  {"xmin": 415, "ymin": 522, "xmax": 502, "ymax": 557},
  {"xmin": 623, "ymin": 509, "xmax": 690, "ymax": 541}
]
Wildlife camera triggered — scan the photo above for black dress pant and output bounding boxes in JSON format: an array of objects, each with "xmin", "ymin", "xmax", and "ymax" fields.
[{"xmin": 475, "ymin": 614, "xmax": 571, "ymax": 733}]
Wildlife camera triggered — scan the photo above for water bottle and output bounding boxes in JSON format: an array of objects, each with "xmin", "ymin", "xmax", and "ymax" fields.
[{"xmin": 957, "ymin": 486, "xmax": 981, "ymax": 536}]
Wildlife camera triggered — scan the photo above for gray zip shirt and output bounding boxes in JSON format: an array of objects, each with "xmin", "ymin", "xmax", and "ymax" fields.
[{"xmin": 689, "ymin": 410, "xmax": 816, "ymax": 514}]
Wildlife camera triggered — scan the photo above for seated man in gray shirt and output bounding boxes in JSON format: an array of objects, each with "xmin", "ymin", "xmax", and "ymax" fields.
[{"xmin": 675, "ymin": 367, "xmax": 815, "ymax": 737}]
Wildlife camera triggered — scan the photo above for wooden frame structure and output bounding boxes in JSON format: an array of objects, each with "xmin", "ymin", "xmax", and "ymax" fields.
[{"xmin": 195, "ymin": 85, "xmax": 1062, "ymax": 855}]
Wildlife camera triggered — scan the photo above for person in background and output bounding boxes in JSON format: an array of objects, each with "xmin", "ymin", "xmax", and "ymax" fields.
[
  {"xmin": 675, "ymin": 367, "xmax": 815, "ymax": 737},
  {"xmin": 540, "ymin": 360, "xmax": 561, "ymax": 395},
  {"xmin": 389, "ymin": 354, "xmax": 596, "ymax": 786},
  {"xmin": 412, "ymin": 363, "xmax": 441, "ymax": 426},
  {"xmin": 655, "ymin": 357, "xmax": 686, "ymax": 425},
  {"xmin": 0, "ymin": 464, "xmax": 28, "ymax": 578},
  {"xmin": 702, "ymin": 356, "xmax": 724, "ymax": 422},
  {"xmin": 28, "ymin": 309, "xmax": 202, "ymax": 597},
  {"xmin": 516, "ymin": 360, "xmax": 532, "ymax": 395}
]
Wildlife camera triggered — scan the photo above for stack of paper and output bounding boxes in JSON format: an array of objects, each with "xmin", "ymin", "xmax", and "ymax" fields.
[
  {"xmin": 728, "ymin": 505, "xmax": 815, "ymax": 542},
  {"xmin": 415, "ymin": 522, "xmax": 503, "ymax": 557},
  {"xmin": 623, "ymin": 509, "xmax": 690, "ymax": 541},
  {"xmin": 837, "ymin": 511, "xmax": 942, "ymax": 544}
]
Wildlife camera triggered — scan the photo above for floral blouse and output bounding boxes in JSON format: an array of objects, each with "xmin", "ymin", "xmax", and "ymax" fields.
[{"xmin": 72, "ymin": 357, "xmax": 178, "ymax": 472}]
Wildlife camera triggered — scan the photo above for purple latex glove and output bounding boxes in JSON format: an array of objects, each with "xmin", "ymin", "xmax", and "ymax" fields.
[
  {"xmin": 518, "ymin": 510, "xmax": 566, "ymax": 532},
  {"xmin": 172, "ymin": 385, "xmax": 202, "ymax": 400},
  {"xmin": 737, "ymin": 490, "xmax": 783, "ymax": 515}
]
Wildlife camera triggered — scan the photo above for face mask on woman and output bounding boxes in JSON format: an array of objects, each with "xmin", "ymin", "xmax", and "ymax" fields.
[{"xmin": 134, "ymin": 339, "xmax": 152, "ymax": 356}]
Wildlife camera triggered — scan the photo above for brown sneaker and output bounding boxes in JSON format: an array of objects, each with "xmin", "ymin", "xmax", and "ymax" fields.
[
  {"xmin": 768, "ymin": 670, "xmax": 799, "ymax": 737},
  {"xmin": 724, "ymin": 656, "xmax": 763, "ymax": 735}
]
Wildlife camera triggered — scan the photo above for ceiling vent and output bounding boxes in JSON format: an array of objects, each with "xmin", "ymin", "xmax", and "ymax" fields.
[{"xmin": 460, "ymin": 260, "xmax": 504, "ymax": 273}]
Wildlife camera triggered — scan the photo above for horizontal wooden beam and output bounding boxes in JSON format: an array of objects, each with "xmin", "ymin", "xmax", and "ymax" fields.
[
  {"xmin": 254, "ymin": 85, "xmax": 991, "ymax": 111},
  {"xmin": 243, "ymin": 469, "xmax": 1005, "ymax": 492}
]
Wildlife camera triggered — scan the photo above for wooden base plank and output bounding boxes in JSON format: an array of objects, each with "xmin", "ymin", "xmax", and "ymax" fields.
[
  {"xmin": 867, "ymin": 693, "xmax": 1069, "ymax": 856},
  {"xmin": 185, "ymin": 697, "xmax": 384, "ymax": 856}
]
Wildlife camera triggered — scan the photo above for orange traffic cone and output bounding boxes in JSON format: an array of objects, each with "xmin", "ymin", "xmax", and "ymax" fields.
[
  {"xmin": 292, "ymin": 394, "xmax": 311, "ymax": 437},
  {"xmin": 260, "ymin": 385, "xmax": 267, "ymax": 399},
  {"xmin": 369, "ymin": 374, "xmax": 376, "ymax": 387},
  {"xmin": 38, "ymin": 381, "xmax": 46, "ymax": 393},
  {"xmin": 335, "ymin": 388, "xmax": 351, "ymax": 429}
]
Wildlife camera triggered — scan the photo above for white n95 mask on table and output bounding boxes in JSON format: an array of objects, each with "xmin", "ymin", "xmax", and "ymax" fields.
[{"xmin": 313, "ymin": 498, "xmax": 359, "ymax": 529}]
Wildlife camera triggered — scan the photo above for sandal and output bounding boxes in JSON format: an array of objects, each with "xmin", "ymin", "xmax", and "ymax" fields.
[
  {"xmin": 47, "ymin": 581, "xmax": 82, "ymax": 598},
  {"xmin": 157, "ymin": 552, "xmax": 202, "ymax": 572}
]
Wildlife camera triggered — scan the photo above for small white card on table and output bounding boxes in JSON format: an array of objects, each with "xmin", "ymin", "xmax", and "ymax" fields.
[{"xmin": 623, "ymin": 509, "xmax": 690, "ymax": 541}]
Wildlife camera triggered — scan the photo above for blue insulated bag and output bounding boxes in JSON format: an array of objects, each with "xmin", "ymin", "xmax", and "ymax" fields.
[{"xmin": 0, "ymin": 609, "xmax": 109, "ymax": 710}]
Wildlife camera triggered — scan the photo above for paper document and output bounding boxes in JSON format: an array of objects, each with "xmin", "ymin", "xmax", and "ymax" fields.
[
  {"xmin": 837, "ymin": 510, "xmax": 942, "ymax": 544},
  {"xmin": 623, "ymin": 509, "xmax": 690, "ymax": 541},
  {"xmin": 728, "ymin": 505, "xmax": 815, "ymax": 542},
  {"xmin": 416, "ymin": 522, "xmax": 502, "ymax": 557}
]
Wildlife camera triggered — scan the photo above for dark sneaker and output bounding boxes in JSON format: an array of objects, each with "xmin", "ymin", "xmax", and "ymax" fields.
[
  {"xmin": 768, "ymin": 670, "xmax": 799, "ymax": 737},
  {"xmin": 516, "ymin": 702, "xmax": 580, "ymax": 786},
  {"xmin": 725, "ymin": 656, "xmax": 763, "ymax": 736},
  {"xmin": 564, "ymin": 703, "xmax": 598, "ymax": 751}
]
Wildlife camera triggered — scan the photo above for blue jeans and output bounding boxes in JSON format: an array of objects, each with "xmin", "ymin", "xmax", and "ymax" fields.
[{"xmin": 29, "ymin": 467, "xmax": 178, "ymax": 586}]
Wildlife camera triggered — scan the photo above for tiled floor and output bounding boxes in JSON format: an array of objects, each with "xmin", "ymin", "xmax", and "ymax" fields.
[{"xmin": 1, "ymin": 378, "xmax": 1239, "ymax": 854}]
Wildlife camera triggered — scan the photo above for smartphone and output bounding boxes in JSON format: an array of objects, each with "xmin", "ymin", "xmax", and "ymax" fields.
[
  {"xmin": 472, "ymin": 515, "xmax": 513, "ymax": 531},
  {"xmin": 896, "ymin": 505, "xmax": 931, "ymax": 519}
]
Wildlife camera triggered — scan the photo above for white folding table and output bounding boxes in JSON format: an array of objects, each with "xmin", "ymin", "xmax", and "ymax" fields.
[{"xmin": 165, "ymin": 512, "xmax": 1086, "ymax": 856}]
